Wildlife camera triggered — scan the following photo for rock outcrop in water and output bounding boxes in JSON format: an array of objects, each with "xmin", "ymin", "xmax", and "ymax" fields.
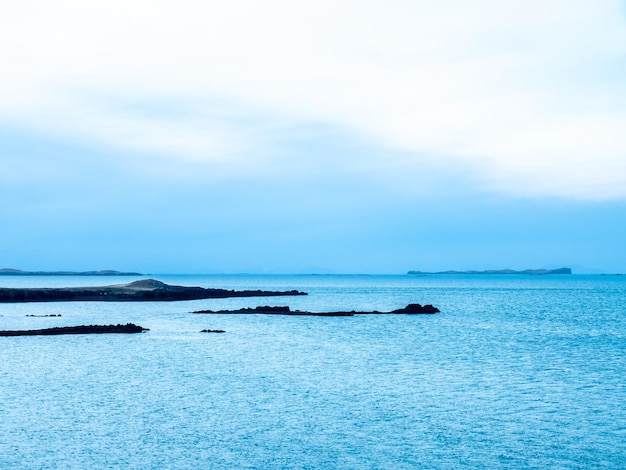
[
  {"xmin": 389, "ymin": 304, "xmax": 441, "ymax": 314},
  {"xmin": 0, "ymin": 279, "xmax": 307, "ymax": 303},
  {"xmin": 192, "ymin": 303, "xmax": 439, "ymax": 316},
  {"xmin": 0, "ymin": 323, "xmax": 149, "ymax": 336}
]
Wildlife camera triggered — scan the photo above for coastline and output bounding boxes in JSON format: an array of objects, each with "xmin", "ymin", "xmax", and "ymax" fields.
[{"xmin": 0, "ymin": 279, "xmax": 307, "ymax": 303}]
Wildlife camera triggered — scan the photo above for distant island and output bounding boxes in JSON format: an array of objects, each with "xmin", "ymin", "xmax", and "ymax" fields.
[
  {"xmin": 0, "ymin": 323, "xmax": 149, "ymax": 336},
  {"xmin": 0, "ymin": 268, "xmax": 143, "ymax": 276},
  {"xmin": 408, "ymin": 268, "xmax": 572, "ymax": 275},
  {"xmin": 0, "ymin": 279, "xmax": 306, "ymax": 303}
]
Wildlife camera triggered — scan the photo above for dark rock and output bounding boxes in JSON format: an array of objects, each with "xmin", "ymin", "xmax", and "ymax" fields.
[
  {"xmin": 193, "ymin": 303, "xmax": 439, "ymax": 316},
  {"xmin": 0, "ymin": 323, "xmax": 149, "ymax": 336},
  {"xmin": 193, "ymin": 306, "xmax": 354, "ymax": 316},
  {"xmin": 391, "ymin": 304, "xmax": 440, "ymax": 314}
]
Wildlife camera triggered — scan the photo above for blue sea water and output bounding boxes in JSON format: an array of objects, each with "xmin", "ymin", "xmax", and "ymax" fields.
[{"xmin": 0, "ymin": 274, "xmax": 624, "ymax": 469}]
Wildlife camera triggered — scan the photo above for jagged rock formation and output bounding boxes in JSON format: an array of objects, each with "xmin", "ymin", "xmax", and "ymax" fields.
[
  {"xmin": 0, "ymin": 279, "xmax": 307, "ymax": 303},
  {"xmin": 192, "ymin": 303, "xmax": 439, "ymax": 316},
  {"xmin": 0, "ymin": 323, "xmax": 148, "ymax": 336},
  {"xmin": 389, "ymin": 304, "xmax": 441, "ymax": 314}
]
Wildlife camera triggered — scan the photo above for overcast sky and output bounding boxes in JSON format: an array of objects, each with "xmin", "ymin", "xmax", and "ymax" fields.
[{"xmin": 1, "ymin": 1, "xmax": 625, "ymax": 273}]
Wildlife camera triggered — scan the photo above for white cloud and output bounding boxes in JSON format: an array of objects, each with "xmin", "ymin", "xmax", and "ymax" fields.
[{"xmin": 0, "ymin": 0, "xmax": 625, "ymax": 198}]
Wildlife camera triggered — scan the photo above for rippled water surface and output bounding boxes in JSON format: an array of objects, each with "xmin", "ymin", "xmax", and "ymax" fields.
[{"xmin": 1, "ymin": 274, "xmax": 624, "ymax": 468}]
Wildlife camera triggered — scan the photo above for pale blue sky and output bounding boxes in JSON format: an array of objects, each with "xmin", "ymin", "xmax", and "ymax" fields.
[{"xmin": 1, "ymin": 1, "xmax": 625, "ymax": 273}]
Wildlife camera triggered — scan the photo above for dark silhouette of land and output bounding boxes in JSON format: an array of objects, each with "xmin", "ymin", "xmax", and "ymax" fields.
[
  {"xmin": 193, "ymin": 303, "xmax": 439, "ymax": 316},
  {"xmin": 0, "ymin": 279, "xmax": 307, "ymax": 303},
  {"xmin": 0, "ymin": 323, "xmax": 148, "ymax": 336}
]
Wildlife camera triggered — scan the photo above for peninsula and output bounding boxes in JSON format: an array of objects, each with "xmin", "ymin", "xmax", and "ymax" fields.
[
  {"xmin": 192, "ymin": 303, "xmax": 440, "ymax": 316},
  {"xmin": 0, "ymin": 323, "xmax": 148, "ymax": 336},
  {"xmin": 408, "ymin": 268, "xmax": 572, "ymax": 275},
  {"xmin": 0, "ymin": 268, "xmax": 143, "ymax": 276},
  {"xmin": 0, "ymin": 279, "xmax": 307, "ymax": 303}
]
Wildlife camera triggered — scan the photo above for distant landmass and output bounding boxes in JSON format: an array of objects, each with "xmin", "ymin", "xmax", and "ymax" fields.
[
  {"xmin": 408, "ymin": 268, "xmax": 572, "ymax": 275},
  {"xmin": 0, "ymin": 268, "xmax": 143, "ymax": 276}
]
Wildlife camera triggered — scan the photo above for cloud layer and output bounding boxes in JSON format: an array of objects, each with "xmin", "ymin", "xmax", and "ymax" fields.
[{"xmin": 1, "ymin": 0, "xmax": 625, "ymax": 199}]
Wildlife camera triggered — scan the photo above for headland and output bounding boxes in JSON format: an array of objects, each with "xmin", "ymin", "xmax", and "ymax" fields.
[{"xmin": 0, "ymin": 279, "xmax": 307, "ymax": 303}]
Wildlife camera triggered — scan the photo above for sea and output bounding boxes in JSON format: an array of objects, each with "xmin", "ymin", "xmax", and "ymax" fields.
[{"xmin": 0, "ymin": 274, "xmax": 624, "ymax": 469}]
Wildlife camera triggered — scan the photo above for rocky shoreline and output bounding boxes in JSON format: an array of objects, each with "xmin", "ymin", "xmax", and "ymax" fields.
[
  {"xmin": 0, "ymin": 279, "xmax": 307, "ymax": 303},
  {"xmin": 193, "ymin": 303, "xmax": 440, "ymax": 316}
]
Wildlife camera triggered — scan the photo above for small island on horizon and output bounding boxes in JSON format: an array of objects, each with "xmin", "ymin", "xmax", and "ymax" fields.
[
  {"xmin": 408, "ymin": 268, "xmax": 572, "ymax": 275},
  {"xmin": 0, "ymin": 268, "xmax": 143, "ymax": 276}
]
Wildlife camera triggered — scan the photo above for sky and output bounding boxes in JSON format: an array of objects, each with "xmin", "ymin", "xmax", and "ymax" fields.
[{"xmin": 1, "ymin": 0, "xmax": 625, "ymax": 274}]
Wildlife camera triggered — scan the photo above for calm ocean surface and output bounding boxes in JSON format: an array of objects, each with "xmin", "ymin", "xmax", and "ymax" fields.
[{"xmin": 0, "ymin": 274, "xmax": 624, "ymax": 469}]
